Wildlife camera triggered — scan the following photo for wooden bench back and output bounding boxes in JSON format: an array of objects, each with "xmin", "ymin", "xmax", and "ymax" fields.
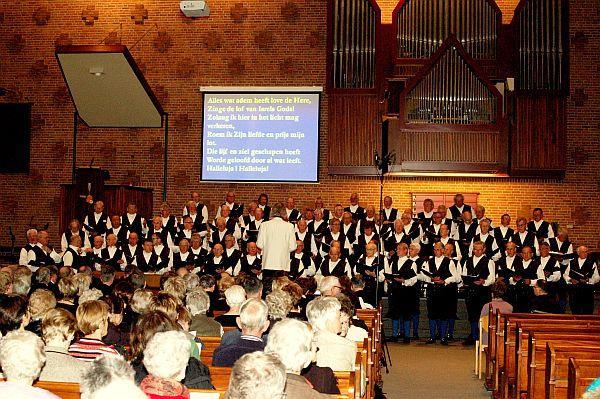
[
  {"xmin": 545, "ymin": 345, "xmax": 600, "ymax": 399},
  {"xmin": 201, "ymin": 336, "xmax": 222, "ymax": 366},
  {"xmin": 567, "ymin": 359, "xmax": 600, "ymax": 399}
]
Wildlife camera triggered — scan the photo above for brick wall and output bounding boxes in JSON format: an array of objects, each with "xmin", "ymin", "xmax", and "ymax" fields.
[{"xmin": 0, "ymin": 0, "xmax": 598, "ymax": 251}]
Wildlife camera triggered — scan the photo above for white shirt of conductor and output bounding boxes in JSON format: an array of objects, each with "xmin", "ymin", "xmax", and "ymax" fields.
[{"xmin": 256, "ymin": 204, "xmax": 297, "ymax": 271}]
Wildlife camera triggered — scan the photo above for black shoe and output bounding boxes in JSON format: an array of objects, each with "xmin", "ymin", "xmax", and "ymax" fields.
[
  {"xmin": 446, "ymin": 334, "xmax": 454, "ymax": 342},
  {"xmin": 413, "ymin": 334, "xmax": 420, "ymax": 340},
  {"xmin": 440, "ymin": 338, "xmax": 449, "ymax": 346},
  {"xmin": 435, "ymin": 333, "xmax": 441, "ymax": 340},
  {"xmin": 463, "ymin": 336, "xmax": 476, "ymax": 346},
  {"xmin": 403, "ymin": 337, "xmax": 411, "ymax": 344},
  {"xmin": 426, "ymin": 338, "xmax": 436, "ymax": 344}
]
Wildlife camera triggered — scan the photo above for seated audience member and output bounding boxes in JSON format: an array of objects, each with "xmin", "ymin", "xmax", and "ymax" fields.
[
  {"xmin": 198, "ymin": 274, "xmax": 218, "ymax": 315},
  {"xmin": 265, "ymin": 289, "xmax": 293, "ymax": 325},
  {"xmin": 39, "ymin": 308, "xmax": 88, "ymax": 382},
  {"xmin": 0, "ymin": 330, "xmax": 60, "ymax": 399},
  {"xmin": 0, "ymin": 294, "xmax": 29, "ymax": 336},
  {"xmin": 56, "ymin": 276, "xmax": 78, "ymax": 314},
  {"xmin": 282, "ymin": 282, "xmax": 305, "ymax": 319},
  {"xmin": 212, "ymin": 298, "xmax": 270, "ymax": 367},
  {"xmin": 265, "ymin": 318, "xmax": 331, "ymax": 399},
  {"xmin": 214, "ymin": 285, "xmax": 246, "ymax": 327},
  {"xmin": 337, "ymin": 293, "xmax": 368, "ymax": 343},
  {"xmin": 226, "ymin": 352, "xmax": 287, "ymax": 399},
  {"xmin": 0, "ymin": 271, "xmax": 12, "ymax": 294},
  {"xmin": 213, "ymin": 273, "xmax": 235, "ymax": 312},
  {"xmin": 79, "ymin": 288, "xmax": 104, "ymax": 304},
  {"xmin": 31, "ymin": 266, "xmax": 59, "ymax": 297},
  {"xmin": 307, "ymin": 296, "xmax": 357, "ymax": 371},
  {"xmin": 182, "ymin": 272, "xmax": 200, "ymax": 292},
  {"xmin": 80, "ymin": 355, "xmax": 147, "ymax": 399},
  {"xmin": 129, "ymin": 310, "xmax": 212, "ymax": 389},
  {"xmin": 531, "ymin": 279, "xmax": 561, "ymax": 314},
  {"xmin": 129, "ymin": 288, "xmax": 153, "ymax": 327},
  {"xmin": 69, "ymin": 299, "xmax": 119, "ymax": 361},
  {"xmin": 140, "ymin": 331, "xmax": 193, "ymax": 399},
  {"xmin": 12, "ymin": 265, "xmax": 33, "ymax": 295},
  {"xmin": 101, "ymin": 294, "xmax": 128, "ymax": 348},
  {"xmin": 318, "ymin": 275, "xmax": 343, "ymax": 297},
  {"xmin": 480, "ymin": 280, "xmax": 513, "ymax": 318},
  {"xmin": 187, "ymin": 288, "xmax": 223, "ymax": 337},
  {"xmin": 163, "ymin": 276, "xmax": 187, "ymax": 302},
  {"xmin": 236, "ymin": 273, "xmax": 263, "ymax": 299},
  {"xmin": 26, "ymin": 288, "xmax": 57, "ymax": 336}
]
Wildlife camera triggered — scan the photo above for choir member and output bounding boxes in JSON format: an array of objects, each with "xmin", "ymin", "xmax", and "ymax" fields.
[
  {"xmin": 331, "ymin": 204, "xmax": 344, "ymax": 223},
  {"xmin": 510, "ymin": 217, "xmax": 539, "ymax": 255},
  {"xmin": 159, "ymin": 202, "xmax": 179, "ymax": 236},
  {"xmin": 341, "ymin": 212, "xmax": 358, "ymax": 245},
  {"xmin": 295, "ymin": 219, "xmax": 317, "ymax": 257},
  {"xmin": 546, "ymin": 228, "xmax": 574, "ymax": 266},
  {"xmin": 285, "ymin": 197, "xmax": 301, "ymax": 223},
  {"xmin": 61, "ymin": 219, "xmax": 91, "ymax": 253},
  {"xmin": 122, "ymin": 232, "xmax": 142, "ymax": 266},
  {"xmin": 384, "ymin": 219, "xmax": 414, "ymax": 256},
  {"xmin": 62, "ymin": 235, "xmax": 92, "ymax": 270},
  {"xmin": 257, "ymin": 193, "xmax": 271, "ymax": 220},
  {"xmin": 121, "ymin": 203, "xmax": 146, "ymax": 237},
  {"xmin": 182, "ymin": 191, "xmax": 209, "ymax": 222},
  {"xmin": 223, "ymin": 234, "xmax": 241, "ymax": 272},
  {"xmin": 151, "ymin": 233, "xmax": 171, "ymax": 271},
  {"xmin": 321, "ymin": 218, "xmax": 352, "ymax": 260},
  {"xmin": 187, "ymin": 201, "xmax": 208, "ymax": 234},
  {"xmin": 189, "ymin": 233, "xmax": 209, "ymax": 272},
  {"xmin": 420, "ymin": 212, "xmax": 444, "ymax": 257},
  {"xmin": 288, "ymin": 240, "xmax": 315, "ymax": 279},
  {"xmin": 453, "ymin": 210, "xmax": 479, "ymax": 258},
  {"xmin": 507, "ymin": 246, "xmax": 540, "ymax": 312},
  {"xmin": 308, "ymin": 208, "xmax": 329, "ymax": 246},
  {"xmin": 205, "ymin": 243, "xmax": 227, "ymax": 276},
  {"xmin": 171, "ymin": 239, "xmax": 196, "ymax": 272},
  {"xmin": 239, "ymin": 202, "xmax": 258, "ymax": 230},
  {"xmin": 493, "ymin": 214, "xmax": 514, "ymax": 255},
  {"xmin": 318, "ymin": 246, "xmax": 352, "ymax": 278},
  {"xmin": 385, "ymin": 243, "xmax": 418, "ymax": 343},
  {"xmin": 100, "ymin": 233, "xmax": 126, "ymax": 271},
  {"xmin": 176, "ymin": 216, "xmax": 195, "ymax": 245},
  {"xmin": 564, "ymin": 246, "xmax": 600, "ymax": 315},
  {"xmin": 459, "ymin": 241, "xmax": 494, "ymax": 345},
  {"xmin": 210, "ymin": 217, "xmax": 234, "ymax": 248},
  {"xmin": 443, "ymin": 242, "xmax": 461, "ymax": 341},
  {"xmin": 83, "ymin": 200, "xmax": 111, "ymax": 237},
  {"xmin": 27, "ymin": 230, "xmax": 61, "ymax": 269},
  {"xmin": 88, "ymin": 235, "xmax": 105, "ymax": 270},
  {"xmin": 313, "ymin": 197, "xmax": 330, "ymax": 222},
  {"xmin": 19, "ymin": 228, "xmax": 38, "ymax": 266},
  {"xmin": 105, "ymin": 215, "xmax": 128, "ymax": 248},
  {"xmin": 446, "ymin": 193, "xmax": 472, "ymax": 222},
  {"xmin": 353, "ymin": 221, "xmax": 379, "ymax": 259},
  {"xmin": 420, "ymin": 242, "xmax": 456, "ymax": 345},
  {"xmin": 416, "ymin": 198, "xmax": 435, "ymax": 228},
  {"xmin": 146, "ymin": 216, "xmax": 175, "ymax": 249},
  {"xmin": 242, "ymin": 208, "xmax": 263, "ymax": 243},
  {"xmin": 215, "ymin": 191, "xmax": 243, "ymax": 219},
  {"xmin": 439, "ymin": 225, "xmax": 462, "ymax": 260},
  {"xmin": 538, "ymin": 242, "xmax": 562, "ymax": 283},
  {"xmin": 358, "ymin": 205, "xmax": 379, "ymax": 235},
  {"xmin": 345, "ymin": 193, "xmax": 366, "ymax": 222},
  {"xmin": 527, "ymin": 207, "xmax": 555, "ymax": 239},
  {"xmin": 469, "ymin": 219, "xmax": 499, "ymax": 260},
  {"xmin": 473, "ymin": 205, "xmax": 493, "ymax": 232},
  {"xmin": 218, "ymin": 205, "xmax": 242, "ymax": 239},
  {"xmin": 234, "ymin": 242, "xmax": 262, "ymax": 277},
  {"xmin": 408, "ymin": 243, "xmax": 424, "ymax": 338},
  {"xmin": 354, "ymin": 242, "xmax": 386, "ymax": 307},
  {"xmin": 135, "ymin": 239, "xmax": 161, "ymax": 272}
]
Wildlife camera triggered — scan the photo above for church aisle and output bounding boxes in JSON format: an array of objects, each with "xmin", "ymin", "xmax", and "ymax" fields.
[{"xmin": 381, "ymin": 341, "xmax": 489, "ymax": 399}]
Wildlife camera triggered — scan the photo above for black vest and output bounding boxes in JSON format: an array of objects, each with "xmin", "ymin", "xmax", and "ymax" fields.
[
  {"xmin": 319, "ymin": 256, "xmax": 348, "ymax": 277},
  {"xmin": 527, "ymin": 220, "xmax": 553, "ymax": 239},
  {"xmin": 496, "ymin": 255, "xmax": 523, "ymax": 278},
  {"xmin": 64, "ymin": 230, "xmax": 88, "ymax": 247},
  {"xmin": 425, "ymin": 257, "xmax": 453, "ymax": 280},
  {"xmin": 172, "ymin": 252, "xmax": 196, "ymax": 269},
  {"xmin": 456, "ymin": 221, "xmax": 479, "ymax": 243},
  {"xmin": 122, "ymin": 214, "xmax": 144, "ymax": 236},
  {"xmin": 448, "ymin": 204, "xmax": 472, "ymax": 221},
  {"xmin": 472, "ymin": 234, "xmax": 497, "ymax": 258},
  {"xmin": 391, "ymin": 257, "xmax": 416, "ymax": 280},
  {"xmin": 63, "ymin": 247, "xmax": 88, "ymax": 269},
  {"xmin": 100, "ymin": 247, "xmax": 124, "ymax": 269},
  {"xmin": 384, "ymin": 232, "xmax": 412, "ymax": 252},
  {"xmin": 514, "ymin": 259, "xmax": 539, "ymax": 280},
  {"xmin": 239, "ymin": 255, "xmax": 262, "ymax": 275},
  {"xmin": 136, "ymin": 252, "xmax": 160, "ymax": 272},
  {"xmin": 548, "ymin": 238, "xmax": 571, "ymax": 254},
  {"xmin": 211, "ymin": 229, "xmax": 233, "ymax": 247},
  {"xmin": 493, "ymin": 227, "xmax": 514, "ymax": 248},
  {"xmin": 417, "ymin": 211, "xmax": 433, "ymax": 228},
  {"xmin": 122, "ymin": 244, "xmax": 141, "ymax": 265},
  {"xmin": 289, "ymin": 253, "xmax": 311, "ymax": 278},
  {"xmin": 510, "ymin": 231, "xmax": 537, "ymax": 251},
  {"xmin": 205, "ymin": 255, "xmax": 226, "ymax": 275},
  {"xmin": 568, "ymin": 258, "xmax": 596, "ymax": 281},
  {"xmin": 86, "ymin": 212, "xmax": 109, "ymax": 235},
  {"xmin": 29, "ymin": 246, "xmax": 55, "ymax": 267},
  {"xmin": 341, "ymin": 223, "xmax": 358, "ymax": 244},
  {"xmin": 295, "ymin": 231, "xmax": 314, "ymax": 256},
  {"xmin": 106, "ymin": 227, "xmax": 128, "ymax": 248},
  {"xmin": 308, "ymin": 220, "xmax": 329, "ymax": 240},
  {"xmin": 344, "ymin": 206, "xmax": 366, "ymax": 222},
  {"xmin": 460, "ymin": 256, "xmax": 491, "ymax": 281}
]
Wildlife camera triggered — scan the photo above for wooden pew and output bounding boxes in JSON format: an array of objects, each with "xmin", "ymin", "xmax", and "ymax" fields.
[
  {"xmin": 490, "ymin": 314, "xmax": 600, "ymax": 395},
  {"xmin": 208, "ymin": 366, "xmax": 233, "ymax": 390},
  {"xmin": 511, "ymin": 325, "xmax": 600, "ymax": 399},
  {"xmin": 567, "ymin": 359, "xmax": 600, "ymax": 399},
  {"xmin": 201, "ymin": 336, "xmax": 222, "ymax": 366},
  {"xmin": 528, "ymin": 342, "xmax": 600, "ymax": 399},
  {"xmin": 501, "ymin": 320, "xmax": 600, "ymax": 399},
  {"xmin": 546, "ymin": 346, "xmax": 600, "ymax": 399},
  {"xmin": 34, "ymin": 381, "xmax": 80, "ymax": 399}
]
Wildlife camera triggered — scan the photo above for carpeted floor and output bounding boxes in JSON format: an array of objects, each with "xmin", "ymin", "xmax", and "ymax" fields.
[{"xmin": 381, "ymin": 340, "xmax": 489, "ymax": 399}]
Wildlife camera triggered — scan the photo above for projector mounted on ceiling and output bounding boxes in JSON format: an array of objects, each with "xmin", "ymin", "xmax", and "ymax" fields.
[{"xmin": 180, "ymin": 1, "xmax": 210, "ymax": 18}]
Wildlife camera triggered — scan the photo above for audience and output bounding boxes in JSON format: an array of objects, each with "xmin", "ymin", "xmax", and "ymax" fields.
[
  {"xmin": 214, "ymin": 285, "xmax": 246, "ymax": 327},
  {"xmin": 226, "ymin": 352, "xmax": 287, "ymax": 399},
  {"xmin": 265, "ymin": 318, "xmax": 331, "ymax": 399},
  {"xmin": 0, "ymin": 330, "xmax": 59, "ymax": 398},
  {"xmin": 307, "ymin": 296, "xmax": 357, "ymax": 371},
  {"xmin": 39, "ymin": 308, "xmax": 88, "ymax": 382},
  {"xmin": 212, "ymin": 298, "xmax": 270, "ymax": 367},
  {"xmin": 68, "ymin": 299, "xmax": 119, "ymax": 361},
  {"xmin": 26, "ymin": 289, "xmax": 57, "ymax": 336},
  {"xmin": 0, "ymin": 294, "xmax": 29, "ymax": 336},
  {"xmin": 80, "ymin": 355, "xmax": 146, "ymax": 399},
  {"xmin": 140, "ymin": 331, "xmax": 192, "ymax": 399},
  {"xmin": 187, "ymin": 288, "xmax": 222, "ymax": 337}
]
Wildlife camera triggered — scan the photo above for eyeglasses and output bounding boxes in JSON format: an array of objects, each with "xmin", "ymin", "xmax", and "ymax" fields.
[{"xmin": 333, "ymin": 286, "xmax": 344, "ymax": 290}]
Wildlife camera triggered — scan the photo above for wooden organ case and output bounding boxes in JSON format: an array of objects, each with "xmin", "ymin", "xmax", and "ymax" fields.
[{"xmin": 326, "ymin": 0, "xmax": 569, "ymax": 177}]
